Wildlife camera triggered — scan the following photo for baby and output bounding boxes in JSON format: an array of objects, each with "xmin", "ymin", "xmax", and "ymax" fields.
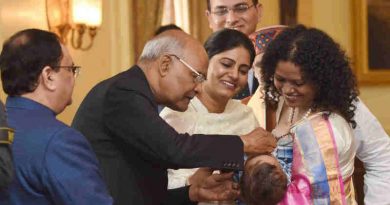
[{"xmin": 240, "ymin": 155, "xmax": 288, "ymax": 205}]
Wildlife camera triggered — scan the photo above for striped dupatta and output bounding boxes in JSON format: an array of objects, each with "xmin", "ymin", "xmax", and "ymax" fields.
[{"xmin": 279, "ymin": 113, "xmax": 355, "ymax": 205}]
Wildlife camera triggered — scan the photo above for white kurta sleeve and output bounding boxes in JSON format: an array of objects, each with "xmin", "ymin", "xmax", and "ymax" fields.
[{"xmin": 353, "ymin": 99, "xmax": 390, "ymax": 205}]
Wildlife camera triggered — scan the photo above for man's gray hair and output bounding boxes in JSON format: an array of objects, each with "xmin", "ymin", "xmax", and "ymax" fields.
[{"xmin": 139, "ymin": 35, "xmax": 183, "ymax": 61}]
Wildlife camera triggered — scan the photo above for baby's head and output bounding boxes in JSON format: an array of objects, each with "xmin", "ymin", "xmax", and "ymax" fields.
[{"xmin": 240, "ymin": 155, "xmax": 287, "ymax": 205}]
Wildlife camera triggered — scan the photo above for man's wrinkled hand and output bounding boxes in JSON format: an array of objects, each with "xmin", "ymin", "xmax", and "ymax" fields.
[
  {"xmin": 189, "ymin": 168, "xmax": 240, "ymax": 202},
  {"xmin": 240, "ymin": 127, "xmax": 276, "ymax": 155}
]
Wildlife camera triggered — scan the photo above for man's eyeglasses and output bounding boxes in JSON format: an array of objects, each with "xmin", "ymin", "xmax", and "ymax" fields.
[
  {"xmin": 168, "ymin": 54, "xmax": 206, "ymax": 83},
  {"xmin": 53, "ymin": 65, "xmax": 81, "ymax": 77},
  {"xmin": 211, "ymin": 4, "xmax": 255, "ymax": 16}
]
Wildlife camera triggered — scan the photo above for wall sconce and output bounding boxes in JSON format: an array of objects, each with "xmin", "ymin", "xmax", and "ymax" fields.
[{"xmin": 46, "ymin": 0, "xmax": 102, "ymax": 50}]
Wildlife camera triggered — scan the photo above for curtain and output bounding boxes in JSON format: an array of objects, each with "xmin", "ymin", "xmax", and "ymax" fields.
[
  {"xmin": 279, "ymin": 0, "xmax": 298, "ymax": 25},
  {"xmin": 188, "ymin": 0, "xmax": 212, "ymax": 44},
  {"xmin": 131, "ymin": 0, "xmax": 164, "ymax": 60},
  {"xmin": 162, "ymin": 0, "xmax": 175, "ymax": 25}
]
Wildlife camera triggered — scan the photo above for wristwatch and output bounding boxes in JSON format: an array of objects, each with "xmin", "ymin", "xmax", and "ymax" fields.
[{"xmin": 0, "ymin": 127, "xmax": 14, "ymax": 145}]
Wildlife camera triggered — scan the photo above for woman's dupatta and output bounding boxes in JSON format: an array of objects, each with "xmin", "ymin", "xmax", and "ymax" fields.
[{"xmin": 278, "ymin": 113, "xmax": 352, "ymax": 205}]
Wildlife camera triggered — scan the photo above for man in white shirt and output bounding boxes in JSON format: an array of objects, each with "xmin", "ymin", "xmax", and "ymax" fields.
[{"xmin": 205, "ymin": 0, "xmax": 390, "ymax": 204}]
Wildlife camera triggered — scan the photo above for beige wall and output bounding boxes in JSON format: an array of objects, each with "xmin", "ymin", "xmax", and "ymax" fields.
[
  {"xmin": 298, "ymin": 0, "xmax": 390, "ymax": 134},
  {"xmin": 0, "ymin": 0, "xmax": 132, "ymax": 124},
  {"xmin": 257, "ymin": 0, "xmax": 280, "ymax": 29},
  {"xmin": 298, "ymin": 0, "xmax": 352, "ymax": 54}
]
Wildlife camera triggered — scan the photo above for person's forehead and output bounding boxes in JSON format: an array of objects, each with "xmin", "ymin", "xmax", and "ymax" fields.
[
  {"xmin": 210, "ymin": 0, "xmax": 252, "ymax": 8},
  {"xmin": 183, "ymin": 49, "xmax": 208, "ymax": 74}
]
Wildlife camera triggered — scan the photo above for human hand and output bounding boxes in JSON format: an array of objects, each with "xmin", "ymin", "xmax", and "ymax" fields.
[
  {"xmin": 188, "ymin": 168, "xmax": 239, "ymax": 202},
  {"xmin": 240, "ymin": 127, "xmax": 276, "ymax": 155}
]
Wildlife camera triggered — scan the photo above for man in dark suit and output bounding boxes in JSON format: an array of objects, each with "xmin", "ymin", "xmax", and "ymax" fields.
[
  {"xmin": 0, "ymin": 100, "xmax": 13, "ymax": 190},
  {"xmin": 72, "ymin": 30, "xmax": 276, "ymax": 205},
  {"xmin": 0, "ymin": 29, "xmax": 113, "ymax": 204}
]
